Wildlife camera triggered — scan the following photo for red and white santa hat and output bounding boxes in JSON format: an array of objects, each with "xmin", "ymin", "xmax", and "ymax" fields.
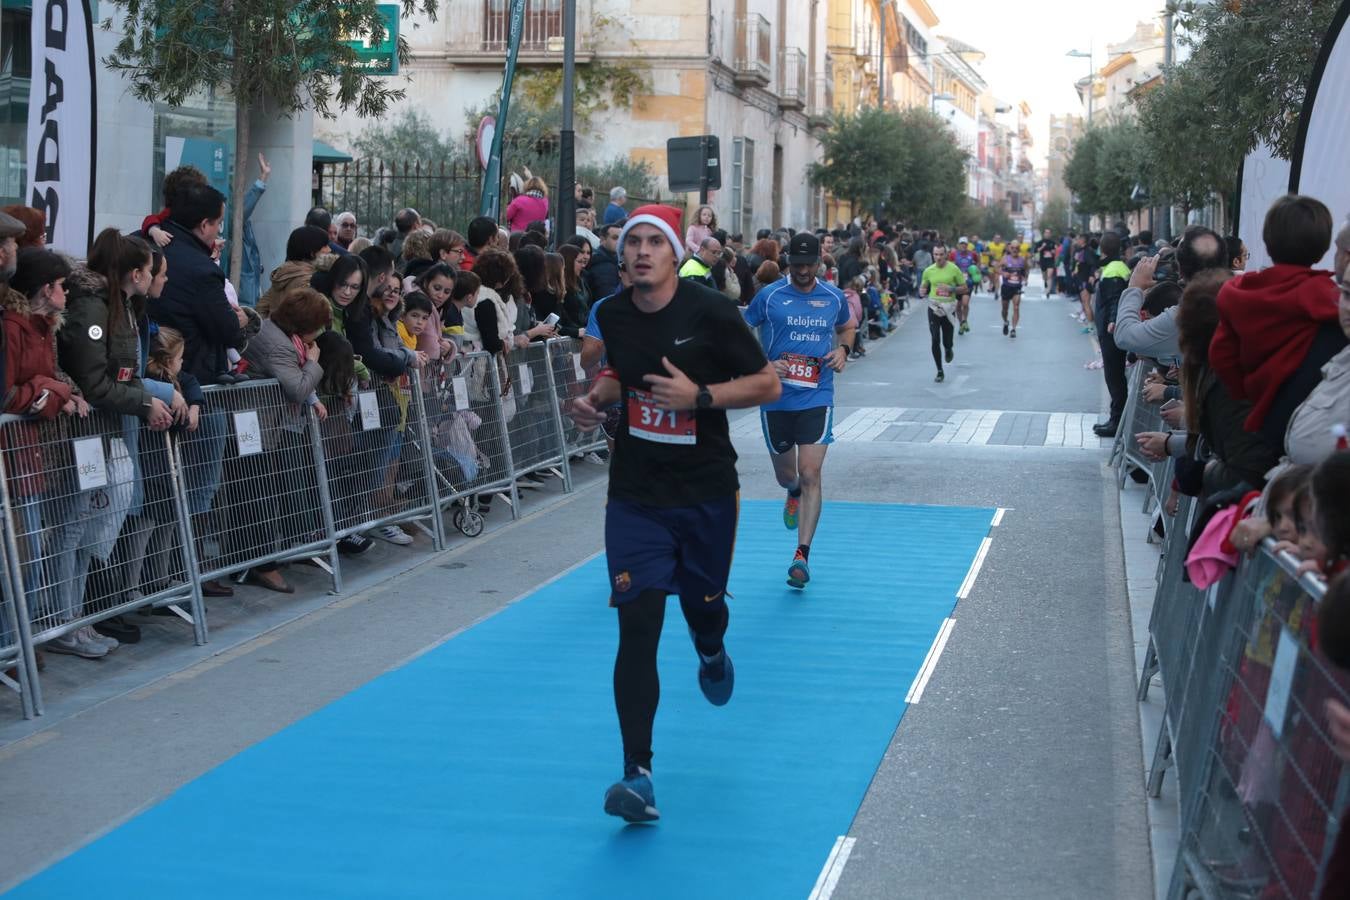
[{"xmin": 618, "ymin": 204, "xmax": 685, "ymax": 259}]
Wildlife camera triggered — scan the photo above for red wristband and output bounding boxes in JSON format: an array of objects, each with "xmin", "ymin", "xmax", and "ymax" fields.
[{"xmin": 597, "ymin": 367, "xmax": 619, "ymax": 383}]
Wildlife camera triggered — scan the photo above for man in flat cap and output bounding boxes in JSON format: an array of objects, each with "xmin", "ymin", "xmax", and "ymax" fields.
[{"xmin": 0, "ymin": 210, "xmax": 23, "ymax": 284}]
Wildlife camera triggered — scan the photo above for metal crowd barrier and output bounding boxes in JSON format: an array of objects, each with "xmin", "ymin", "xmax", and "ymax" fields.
[
  {"xmin": 504, "ymin": 340, "xmax": 572, "ymax": 490},
  {"xmin": 0, "ymin": 339, "xmax": 605, "ymax": 720},
  {"xmin": 177, "ymin": 380, "xmax": 337, "ymax": 599},
  {"xmin": 421, "ymin": 350, "xmax": 519, "ymax": 537},
  {"xmin": 1112, "ymin": 362, "xmax": 1182, "ymax": 546},
  {"xmin": 1114, "ymin": 355, "xmax": 1350, "ymax": 896},
  {"xmin": 0, "ymin": 409, "xmax": 203, "ymax": 716},
  {"xmin": 1110, "ymin": 363, "xmax": 1144, "ymax": 468},
  {"xmin": 546, "ymin": 338, "xmax": 606, "ymax": 458},
  {"xmin": 1139, "ymin": 493, "xmax": 1208, "ymax": 798},
  {"xmin": 1167, "ymin": 544, "xmax": 1341, "ymax": 900}
]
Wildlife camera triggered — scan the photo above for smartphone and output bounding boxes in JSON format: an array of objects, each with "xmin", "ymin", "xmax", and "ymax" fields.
[
  {"xmin": 543, "ymin": 313, "xmax": 560, "ymax": 327},
  {"xmin": 1161, "ymin": 399, "xmax": 1180, "ymax": 412}
]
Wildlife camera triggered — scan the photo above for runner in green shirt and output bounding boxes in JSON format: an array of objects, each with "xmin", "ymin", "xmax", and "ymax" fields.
[{"xmin": 919, "ymin": 245, "xmax": 969, "ymax": 383}]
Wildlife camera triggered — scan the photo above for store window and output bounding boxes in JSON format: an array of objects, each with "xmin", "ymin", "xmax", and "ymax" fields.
[
  {"xmin": 0, "ymin": 0, "xmax": 33, "ymax": 205},
  {"xmin": 151, "ymin": 90, "xmax": 235, "ymax": 212}
]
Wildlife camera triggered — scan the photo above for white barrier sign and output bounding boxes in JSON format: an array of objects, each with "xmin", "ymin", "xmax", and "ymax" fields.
[
  {"xmin": 573, "ymin": 353, "xmax": 585, "ymax": 381},
  {"xmin": 452, "ymin": 376, "xmax": 469, "ymax": 410},
  {"xmin": 72, "ymin": 436, "xmax": 108, "ymax": 491},
  {"xmin": 233, "ymin": 410, "xmax": 263, "ymax": 456},
  {"xmin": 1264, "ymin": 627, "xmax": 1299, "ymax": 738},
  {"xmin": 358, "ymin": 391, "xmax": 381, "ymax": 430},
  {"xmin": 518, "ymin": 364, "xmax": 533, "ymax": 396}
]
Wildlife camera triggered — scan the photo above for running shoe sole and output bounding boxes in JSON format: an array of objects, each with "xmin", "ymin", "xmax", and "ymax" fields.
[
  {"xmin": 603, "ymin": 783, "xmax": 660, "ymax": 823},
  {"xmin": 787, "ymin": 559, "xmax": 810, "ymax": 589},
  {"xmin": 784, "ymin": 495, "xmax": 799, "ymax": 530}
]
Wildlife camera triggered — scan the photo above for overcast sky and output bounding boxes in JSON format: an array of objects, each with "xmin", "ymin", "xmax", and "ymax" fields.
[{"xmin": 927, "ymin": 0, "xmax": 1168, "ymax": 167}]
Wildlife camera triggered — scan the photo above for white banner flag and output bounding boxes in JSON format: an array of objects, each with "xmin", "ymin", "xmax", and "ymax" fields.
[{"xmin": 26, "ymin": 0, "xmax": 97, "ymax": 255}]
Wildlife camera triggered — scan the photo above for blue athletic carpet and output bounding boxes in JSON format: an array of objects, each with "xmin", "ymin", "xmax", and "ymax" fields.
[{"xmin": 8, "ymin": 501, "xmax": 994, "ymax": 899}]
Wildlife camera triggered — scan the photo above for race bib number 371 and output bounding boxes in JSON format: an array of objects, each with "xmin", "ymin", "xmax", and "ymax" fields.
[
  {"xmin": 626, "ymin": 389, "xmax": 697, "ymax": 445},
  {"xmin": 781, "ymin": 353, "xmax": 822, "ymax": 389}
]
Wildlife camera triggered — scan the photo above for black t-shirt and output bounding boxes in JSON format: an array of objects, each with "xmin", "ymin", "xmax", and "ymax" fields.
[
  {"xmin": 596, "ymin": 280, "xmax": 768, "ymax": 507},
  {"xmin": 442, "ymin": 302, "xmax": 464, "ymax": 330},
  {"xmin": 1036, "ymin": 239, "xmax": 1058, "ymax": 265}
]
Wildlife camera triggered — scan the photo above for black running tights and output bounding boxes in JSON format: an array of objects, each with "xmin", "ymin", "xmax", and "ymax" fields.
[
  {"xmin": 614, "ymin": 589, "xmax": 728, "ymax": 770},
  {"xmin": 928, "ymin": 309, "xmax": 954, "ymax": 371}
]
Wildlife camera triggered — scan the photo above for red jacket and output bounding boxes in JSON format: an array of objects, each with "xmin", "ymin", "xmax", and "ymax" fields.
[
  {"xmin": 2, "ymin": 287, "xmax": 73, "ymax": 419},
  {"xmin": 1210, "ymin": 264, "xmax": 1340, "ymax": 431},
  {"xmin": 141, "ymin": 207, "xmax": 170, "ymax": 234}
]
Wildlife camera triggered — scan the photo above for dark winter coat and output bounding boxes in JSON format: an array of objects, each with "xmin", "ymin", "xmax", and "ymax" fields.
[
  {"xmin": 58, "ymin": 268, "xmax": 155, "ymax": 418},
  {"xmin": 584, "ymin": 245, "xmax": 621, "ymax": 301},
  {"xmin": 148, "ymin": 218, "xmax": 244, "ymax": 385},
  {"xmin": 1196, "ymin": 366, "xmax": 1281, "ymax": 499}
]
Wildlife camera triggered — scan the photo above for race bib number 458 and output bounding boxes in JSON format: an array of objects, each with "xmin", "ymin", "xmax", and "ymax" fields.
[
  {"xmin": 781, "ymin": 353, "xmax": 822, "ymax": 389},
  {"xmin": 627, "ymin": 389, "xmax": 697, "ymax": 445}
]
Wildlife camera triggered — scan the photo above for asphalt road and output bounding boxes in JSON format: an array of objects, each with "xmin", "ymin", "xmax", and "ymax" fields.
[{"xmin": 0, "ymin": 275, "xmax": 1151, "ymax": 899}]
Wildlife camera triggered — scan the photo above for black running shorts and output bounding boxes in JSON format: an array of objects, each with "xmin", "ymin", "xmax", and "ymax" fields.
[{"xmin": 760, "ymin": 407, "xmax": 835, "ymax": 455}]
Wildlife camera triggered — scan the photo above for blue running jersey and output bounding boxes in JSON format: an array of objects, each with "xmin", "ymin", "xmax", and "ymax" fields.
[{"xmin": 742, "ymin": 277, "xmax": 852, "ymax": 412}]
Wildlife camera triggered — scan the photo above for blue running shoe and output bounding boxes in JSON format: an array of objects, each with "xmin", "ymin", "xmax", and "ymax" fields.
[
  {"xmin": 604, "ymin": 765, "xmax": 660, "ymax": 823},
  {"xmin": 695, "ymin": 643, "xmax": 735, "ymax": 707},
  {"xmin": 787, "ymin": 550, "xmax": 810, "ymax": 589}
]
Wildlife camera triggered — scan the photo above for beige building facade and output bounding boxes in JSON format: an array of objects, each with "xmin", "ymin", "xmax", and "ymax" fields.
[{"xmin": 324, "ymin": 0, "xmax": 847, "ymax": 232}]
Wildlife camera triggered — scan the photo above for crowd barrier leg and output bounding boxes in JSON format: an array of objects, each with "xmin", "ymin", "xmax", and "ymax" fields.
[
  {"xmin": 541, "ymin": 341, "xmax": 574, "ymax": 495},
  {"xmin": 166, "ymin": 434, "xmax": 208, "ymax": 646},
  {"xmin": 1147, "ymin": 725, "xmax": 1174, "ymax": 799},
  {"xmin": 0, "ymin": 461, "xmax": 39, "ymax": 719},
  {"xmin": 1138, "ymin": 640, "xmax": 1160, "ymax": 703},
  {"xmin": 493, "ymin": 361, "xmax": 522, "ymax": 521},
  {"xmin": 306, "ymin": 409, "xmax": 344, "ymax": 595},
  {"xmin": 408, "ymin": 370, "xmax": 448, "ymax": 552}
]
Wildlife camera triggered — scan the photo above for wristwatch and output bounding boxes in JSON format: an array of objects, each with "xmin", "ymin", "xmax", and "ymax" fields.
[{"xmin": 696, "ymin": 385, "xmax": 714, "ymax": 410}]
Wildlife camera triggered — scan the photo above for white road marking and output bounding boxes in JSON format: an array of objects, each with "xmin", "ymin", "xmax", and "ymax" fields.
[
  {"xmin": 906, "ymin": 618, "xmax": 956, "ymax": 704},
  {"xmin": 991, "ymin": 507, "xmax": 1006, "ymax": 527},
  {"xmin": 736, "ymin": 407, "xmax": 1104, "ymax": 448},
  {"xmin": 808, "ymin": 835, "xmax": 858, "ymax": 900},
  {"xmin": 957, "ymin": 537, "xmax": 993, "ymax": 600}
]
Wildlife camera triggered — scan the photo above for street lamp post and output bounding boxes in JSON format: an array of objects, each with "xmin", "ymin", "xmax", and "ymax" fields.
[
  {"xmin": 555, "ymin": 0, "xmax": 577, "ymax": 245},
  {"xmin": 1066, "ymin": 47, "xmax": 1093, "ymax": 127},
  {"xmin": 1066, "ymin": 47, "xmax": 1093, "ymax": 232},
  {"xmin": 878, "ymin": 0, "xmax": 895, "ymax": 109}
]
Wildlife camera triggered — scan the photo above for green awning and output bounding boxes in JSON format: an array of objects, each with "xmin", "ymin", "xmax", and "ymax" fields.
[
  {"xmin": 209, "ymin": 128, "xmax": 354, "ymax": 165},
  {"xmin": 312, "ymin": 139, "xmax": 353, "ymax": 164}
]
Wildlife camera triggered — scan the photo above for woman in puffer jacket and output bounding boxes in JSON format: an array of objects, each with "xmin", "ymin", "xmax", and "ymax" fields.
[
  {"xmin": 50, "ymin": 231, "xmax": 181, "ymax": 656},
  {"xmin": 255, "ymin": 225, "xmax": 331, "ymax": 319}
]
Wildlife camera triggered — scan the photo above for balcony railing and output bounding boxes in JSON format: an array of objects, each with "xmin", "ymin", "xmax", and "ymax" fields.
[
  {"xmin": 854, "ymin": 24, "xmax": 875, "ymax": 60},
  {"xmin": 482, "ymin": 0, "xmax": 562, "ymax": 52},
  {"xmin": 808, "ymin": 65, "xmax": 834, "ymax": 127},
  {"xmin": 779, "ymin": 47, "xmax": 807, "ymax": 110},
  {"xmin": 734, "ymin": 13, "xmax": 771, "ymax": 87}
]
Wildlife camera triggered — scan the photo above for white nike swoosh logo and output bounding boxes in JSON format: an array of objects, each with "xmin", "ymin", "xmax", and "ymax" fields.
[{"xmin": 674, "ymin": 337, "xmax": 694, "ymax": 345}]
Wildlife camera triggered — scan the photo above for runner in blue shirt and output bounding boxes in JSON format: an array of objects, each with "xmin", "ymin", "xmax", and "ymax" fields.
[
  {"xmin": 742, "ymin": 231, "xmax": 856, "ymax": 588},
  {"xmin": 952, "ymin": 237, "xmax": 980, "ymax": 334}
]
